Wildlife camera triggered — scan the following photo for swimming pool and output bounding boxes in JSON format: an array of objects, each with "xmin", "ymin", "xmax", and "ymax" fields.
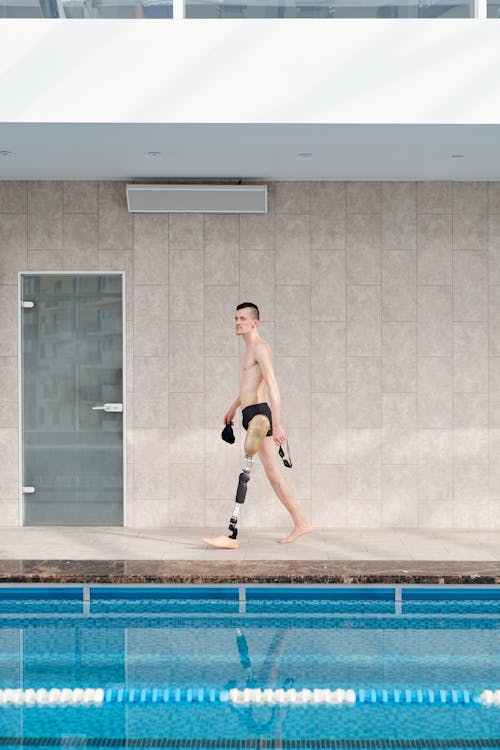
[{"xmin": 0, "ymin": 584, "xmax": 498, "ymax": 749}]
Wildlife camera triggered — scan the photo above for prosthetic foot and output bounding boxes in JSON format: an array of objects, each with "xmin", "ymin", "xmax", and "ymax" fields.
[{"xmin": 202, "ymin": 413, "xmax": 270, "ymax": 549}]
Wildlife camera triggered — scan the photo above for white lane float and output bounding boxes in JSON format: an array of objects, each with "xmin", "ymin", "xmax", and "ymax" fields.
[
  {"xmin": 0, "ymin": 687, "xmax": 106, "ymax": 707},
  {"xmin": 480, "ymin": 689, "xmax": 500, "ymax": 706},
  {"xmin": 228, "ymin": 687, "xmax": 357, "ymax": 706}
]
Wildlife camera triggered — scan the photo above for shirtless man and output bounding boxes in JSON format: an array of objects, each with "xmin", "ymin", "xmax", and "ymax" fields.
[{"xmin": 202, "ymin": 302, "xmax": 312, "ymax": 548}]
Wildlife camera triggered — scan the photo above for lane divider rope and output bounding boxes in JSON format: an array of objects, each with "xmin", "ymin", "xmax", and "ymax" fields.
[{"xmin": 0, "ymin": 687, "xmax": 498, "ymax": 708}]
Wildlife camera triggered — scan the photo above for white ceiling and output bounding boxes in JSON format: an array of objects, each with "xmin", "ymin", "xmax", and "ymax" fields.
[{"xmin": 1, "ymin": 123, "xmax": 500, "ymax": 181}]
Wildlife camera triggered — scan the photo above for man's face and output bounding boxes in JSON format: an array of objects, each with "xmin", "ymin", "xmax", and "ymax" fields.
[{"xmin": 234, "ymin": 308, "xmax": 257, "ymax": 335}]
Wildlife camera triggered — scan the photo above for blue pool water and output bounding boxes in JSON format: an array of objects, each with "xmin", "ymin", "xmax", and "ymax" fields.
[{"xmin": 0, "ymin": 585, "xmax": 498, "ymax": 749}]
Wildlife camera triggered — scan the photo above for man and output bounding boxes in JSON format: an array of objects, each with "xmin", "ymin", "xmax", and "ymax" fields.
[{"xmin": 202, "ymin": 303, "xmax": 312, "ymax": 548}]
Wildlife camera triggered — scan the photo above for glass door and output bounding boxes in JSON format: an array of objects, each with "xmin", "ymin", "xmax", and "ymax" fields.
[{"xmin": 21, "ymin": 274, "xmax": 124, "ymax": 525}]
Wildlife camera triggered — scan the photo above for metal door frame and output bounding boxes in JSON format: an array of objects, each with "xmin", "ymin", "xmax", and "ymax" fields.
[{"xmin": 18, "ymin": 272, "xmax": 127, "ymax": 527}]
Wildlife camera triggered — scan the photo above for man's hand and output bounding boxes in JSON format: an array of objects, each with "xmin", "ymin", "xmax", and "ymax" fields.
[
  {"xmin": 273, "ymin": 423, "xmax": 287, "ymax": 446},
  {"xmin": 223, "ymin": 409, "xmax": 236, "ymax": 425}
]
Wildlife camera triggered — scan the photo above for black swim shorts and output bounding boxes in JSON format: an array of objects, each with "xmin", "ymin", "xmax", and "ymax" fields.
[{"xmin": 241, "ymin": 402, "xmax": 273, "ymax": 437}]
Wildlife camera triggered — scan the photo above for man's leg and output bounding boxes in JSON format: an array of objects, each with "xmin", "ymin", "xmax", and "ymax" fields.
[
  {"xmin": 258, "ymin": 436, "xmax": 312, "ymax": 544},
  {"xmin": 202, "ymin": 414, "xmax": 270, "ymax": 549}
]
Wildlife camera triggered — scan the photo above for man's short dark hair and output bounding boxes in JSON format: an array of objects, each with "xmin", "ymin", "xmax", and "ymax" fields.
[{"xmin": 236, "ymin": 302, "xmax": 260, "ymax": 320}]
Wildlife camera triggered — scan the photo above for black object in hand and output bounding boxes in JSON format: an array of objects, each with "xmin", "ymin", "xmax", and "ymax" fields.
[{"xmin": 221, "ymin": 422, "xmax": 235, "ymax": 444}]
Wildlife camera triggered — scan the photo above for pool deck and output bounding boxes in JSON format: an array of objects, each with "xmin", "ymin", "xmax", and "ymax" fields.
[{"xmin": 0, "ymin": 527, "xmax": 498, "ymax": 584}]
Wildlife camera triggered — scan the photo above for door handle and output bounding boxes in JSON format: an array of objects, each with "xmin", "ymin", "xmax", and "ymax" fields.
[{"xmin": 92, "ymin": 403, "xmax": 123, "ymax": 412}]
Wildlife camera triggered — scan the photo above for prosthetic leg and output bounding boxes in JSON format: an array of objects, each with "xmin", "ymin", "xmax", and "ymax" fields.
[{"xmin": 202, "ymin": 413, "xmax": 270, "ymax": 549}]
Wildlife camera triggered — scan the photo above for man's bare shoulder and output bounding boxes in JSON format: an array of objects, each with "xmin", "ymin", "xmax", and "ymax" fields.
[{"xmin": 253, "ymin": 339, "xmax": 272, "ymax": 360}]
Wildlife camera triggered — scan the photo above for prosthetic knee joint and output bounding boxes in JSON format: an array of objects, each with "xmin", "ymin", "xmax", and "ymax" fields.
[{"xmin": 228, "ymin": 414, "xmax": 270, "ymax": 540}]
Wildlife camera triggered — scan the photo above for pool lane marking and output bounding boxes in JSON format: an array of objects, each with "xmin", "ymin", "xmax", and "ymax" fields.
[{"xmin": 0, "ymin": 688, "xmax": 499, "ymax": 707}]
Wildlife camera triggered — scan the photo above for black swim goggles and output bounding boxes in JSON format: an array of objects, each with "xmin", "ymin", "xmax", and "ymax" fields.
[{"xmin": 278, "ymin": 440, "xmax": 293, "ymax": 468}]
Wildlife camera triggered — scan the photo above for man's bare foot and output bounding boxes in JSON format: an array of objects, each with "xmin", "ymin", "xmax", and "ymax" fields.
[
  {"xmin": 202, "ymin": 535, "xmax": 239, "ymax": 549},
  {"xmin": 277, "ymin": 524, "xmax": 313, "ymax": 544}
]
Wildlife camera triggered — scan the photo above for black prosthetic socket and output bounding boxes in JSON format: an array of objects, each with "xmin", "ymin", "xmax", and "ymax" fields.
[{"xmin": 236, "ymin": 470, "xmax": 250, "ymax": 503}]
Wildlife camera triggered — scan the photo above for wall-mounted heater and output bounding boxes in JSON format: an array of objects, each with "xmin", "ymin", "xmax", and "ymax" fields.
[{"xmin": 126, "ymin": 184, "xmax": 267, "ymax": 213}]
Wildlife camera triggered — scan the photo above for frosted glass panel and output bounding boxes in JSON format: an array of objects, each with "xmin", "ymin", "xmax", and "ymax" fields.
[{"xmin": 22, "ymin": 275, "xmax": 124, "ymax": 525}]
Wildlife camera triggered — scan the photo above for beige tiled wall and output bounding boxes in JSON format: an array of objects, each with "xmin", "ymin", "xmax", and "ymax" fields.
[{"xmin": 0, "ymin": 180, "xmax": 499, "ymax": 529}]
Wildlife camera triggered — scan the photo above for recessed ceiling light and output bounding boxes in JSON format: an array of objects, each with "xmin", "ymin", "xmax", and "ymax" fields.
[
  {"xmin": 451, "ymin": 154, "xmax": 464, "ymax": 158},
  {"xmin": 147, "ymin": 151, "xmax": 161, "ymax": 158},
  {"xmin": 299, "ymin": 153, "xmax": 312, "ymax": 158},
  {"xmin": 0, "ymin": 150, "xmax": 12, "ymax": 157}
]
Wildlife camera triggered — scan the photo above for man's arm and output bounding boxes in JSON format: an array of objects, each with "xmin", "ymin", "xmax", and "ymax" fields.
[
  {"xmin": 224, "ymin": 396, "xmax": 241, "ymax": 424},
  {"xmin": 254, "ymin": 343, "xmax": 284, "ymax": 438}
]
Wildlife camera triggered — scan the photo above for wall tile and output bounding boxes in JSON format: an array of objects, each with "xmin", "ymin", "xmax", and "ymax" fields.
[
  {"xmin": 0, "ymin": 499, "xmax": 19, "ymax": 526},
  {"xmin": 170, "ymin": 464, "xmax": 204, "ymax": 526},
  {"xmin": 453, "ymin": 182, "xmax": 487, "ymax": 214},
  {"xmin": 346, "ymin": 428, "xmax": 381, "ymax": 465},
  {"xmin": 169, "ymin": 213, "xmax": 204, "ymax": 250},
  {"xmin": 63, "ymin": 181, "xmax": 97, "ymax": 213},
  {"xmin": 276, "ymin": 285, "xmax": 310, "ymax": 357},
  {"xmin": 417, "ymin": 214, "xmax": 452, "ymax": 284},
  {"xmin": 453, "ymin": 213, "xmax": 487, "ymax": 251},
  {"xmin": 205, "ymin": 286, "xmax": 239, "ymax": 357},
  {"xmin": 346, "ymin": 214, "xmax": 381, "ymax": 284},
  {"xmin": 0, "ymin": 285, "xmax": 18, "ymax": 357},
  {"xmin": 133, "ymin": 214, "xmax": 169, "ymax": 285},
  {"xmin": 347, "ymin": 357, "xmax": 381, "ymax": 429},
  {"xmin": 276, "ymin": 182, "xmax": 310, "ymax": 214},
  {"xmin": 347, "ymin": 464, "xmax": 381, "ymax": 500},
  {"xmin": 311, "ymin": 393, "xmax": 346, "ymax": 463},
  {"xmin": 169, "ymin": 251, "xmax": 203, "ymax": 321},
  {"xmin": 311, "ymin": 251, "xmax": 345, "ymax": 321},
  {"xmin": 311, "ymin": 322, "xmax": 345, "ymax": 392},
  {"xmin": 453, "ymin": 322, "xmax": 488, "ymax": 393},
  {"xmin": 418, "ymin": 429, "xmax": 453, "ymax": 463},
  {"xmin": 311, "ymin": 181, "xmax": 345, "ymax": 215},
  {"xmin": 383, "ymin": 425, "xmax": 417, "ymax": 464},
  {"xmin": 239, "ymin": 212, "xmax": 275, "ymax": 251},
  {"xmin": 169, "ymin": 321, "xmax": 204, "ymax": 393},
  {"xmin": 488, "ymin": 182, "xmax": 500, "ymax": 213},
  {"xmin": 239, "ymin": 251, "xmax": 275, "ymax": 317},
  {"xmin": 382, "ymin": 213, "xmax": 416, "ymax": 251},
  {"xmin": 383, "ymin": 182, "xmax": 416, "ymax": 214},
  {"xmin": 311, "ymin": 465, "xmax": 347, "ymax": 526},
  {"xmin": 382, "ymin": 251, "xmax": 416, "ymax": 321},
  {"xmin": 453, "ymin": 252, "xmax": 487, "ymax": 322},
  {"xmin": 417, "ymin": 182, "xmax": 452, "ymax": 214},
  {"xmin": 133, "ymin": 499, "xmax": 170, "ymax": 528},
  {"xmin": 418, "ymin": 357, "xmax": 452, "ymax": 429},
  {"xmin": 418, "ymin": 463, "xmax": 453, "ymax": 501},
  {"xmin": 134, "ymin": 357, "xmax": 169, "ymax": 428},
  {"xmin": 63, "ymin": 214, "xmax": 98, "ymax": 269},
  {"xmin": 98, "ymin": 182, "xmax": 132, "ymax": 250},
  {"xmin": 382, "ymin": 465, "xmax": 418, "ymax": 526},
  {"xmin": 0, "ymin": 214, "xmax": 27, "ymax": 283},
  {"xmin": 275, "ymin": 214, "xmax": 310, "ymax": 285},
  {"xmin": 275, "ymin": 357, "xmax": 310, "ymax": 429},
  {"xmin": 346, "ymin": 182, "xmax": 381, "ymax": 214},
  {"xmin": 347, "ymin": 286, "xmax": 381, "ymax": 356},
  {"xmin": 454, "ymin": 463, "xmax": 489, "ymax": 505},
  {"xmin": 0, "ymin": 357, "xmax": 17, "ymax": 428},
  {"xmin": 418, "ymin": 286, "xmax": 452, "ymax": 356},
  {"xmin": 0, "ymin": 429, "xmax": 18, "ymax": 496},
  {"xmin": 170, "ymin": 393, "xmax": 205, "ymax": 463},
  {"xmin": 134, "ymin": 286, "xmax": 168, "ymax": 357},
  {"xmin": 205, "ymin": 357, "xmax": 239, "ymax": 428},
  {"xmin": 28, "ymin": 181, "xmax": 62, "ymax": 250},
  {"xmin": 27, "ymin": 251, "xmax": 62, "ymax": 271},
  {"xmin": 204, "ymin": 214, "xmax": 239, "ymax": 285},
  {"xmin": 0, "ymin": 182, "xmax": 27, "ymax": 213},
  {"xmin": 134, "ymin": 428, "xmax": 169, "ymax": 498},
  {"xmin": 382, "ymin": 322, "xmax": 417, "ymax": 393},
  {"xmin": 311, "ymin": 214, "xmax": 345, "ymax": 251},
  {"xmin": 418, "ymin": 500, "xmax": 454, "ymax": 528},
  {"xmin": 490, "ymin": 286, "xmax": 500, "ymax": 356}
]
